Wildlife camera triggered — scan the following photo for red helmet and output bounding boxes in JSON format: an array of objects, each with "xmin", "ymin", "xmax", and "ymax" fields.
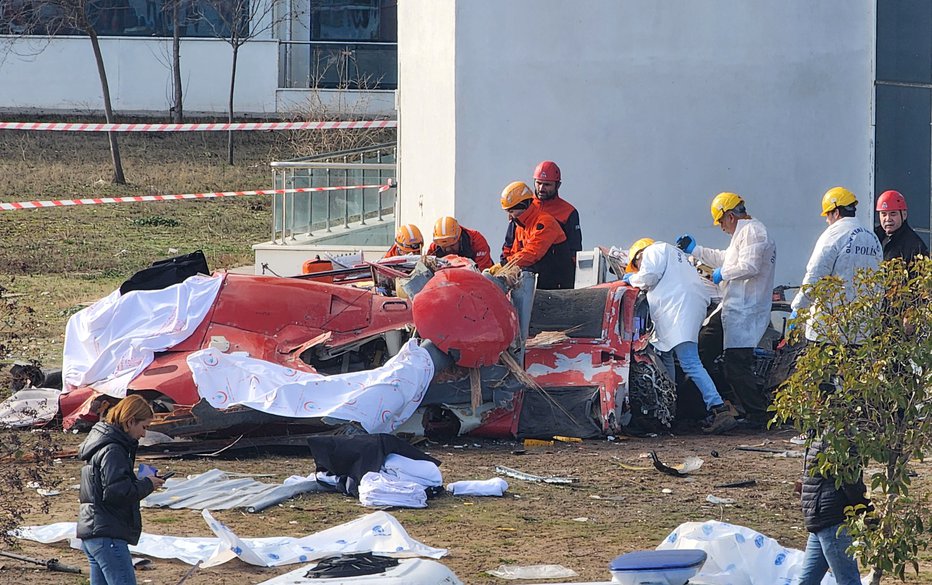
[
  {"xmin": 533, "ymin": 160, "xmax": 561, "ymax": 183},
  {"xmin": 876, "ymin": 190, "xmax": 907, "ymax": 212}
]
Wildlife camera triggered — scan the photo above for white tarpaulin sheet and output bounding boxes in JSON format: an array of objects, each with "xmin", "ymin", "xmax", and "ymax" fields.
[
  {"xmin": 14, "ymin": 511, "xmax": 447, "ymax": 568},
  {"xmin": 658, "ymin": 520, "xmax": 838, "ymax": 585},
  {"xmin": 0, "ymin": 388, "xmax": 61, "ymax": 428},
  {"xmin": 62, "ymin": 274, "xmax": 223, "ymax": 398},
  {"xmin": 187, "ymin": 339, "xmax": 434, "ymax": 434}
]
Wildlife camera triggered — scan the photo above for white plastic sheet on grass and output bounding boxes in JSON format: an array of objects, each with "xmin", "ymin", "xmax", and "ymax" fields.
[
  {"xmin": 0, "ymin": 388, "xmax": 61, "ymax": 427},
  {"xmin": 187, "ymin": 338, "xmax": 434, "ymax": 434},
  {"xmin": 657, "ymin": 520, "xmax": 838, "ymax": 585},
  {"xmin": 13, "ymin": 510, "xmax": 447, "ymax": 568},
  {"xmin": 62, "ymin": 274, "xmax": 223, "ymax": 398}
]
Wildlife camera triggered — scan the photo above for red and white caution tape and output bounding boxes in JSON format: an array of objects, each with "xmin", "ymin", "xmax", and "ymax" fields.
[
  {"xmin": 0, "ymin": 120, "xmax": 397, "ymax": 132},
  {"xmin": 0, "ymin": 183, "xmax": 391, "ymax": 211}
]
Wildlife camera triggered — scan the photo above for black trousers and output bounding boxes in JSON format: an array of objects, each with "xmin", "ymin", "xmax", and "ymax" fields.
[{"xmin": 698, "ymin": 310, "xmax": 770, "ymax": 423}]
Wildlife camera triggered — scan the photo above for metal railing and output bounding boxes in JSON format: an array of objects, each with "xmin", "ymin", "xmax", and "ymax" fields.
[
  {"xmin": 270, "ymin": 143, "xmax": 396, "ymax": 244},
  {"xmin": 279, "ymin": 41, "xmax": 397, "ymax": 90}
]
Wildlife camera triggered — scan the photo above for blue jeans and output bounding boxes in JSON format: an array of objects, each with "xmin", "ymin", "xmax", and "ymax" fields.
[
  {"xmin": 82, "ymin": 537, "xmax": 137, "ymax": 585},
  {"xmin": 797, "ymin": 523, "xmax": 860, "ymax": 585},
  {"xmin": 659, "ymin": 341, "xmax": 724, "ymax": 410}
]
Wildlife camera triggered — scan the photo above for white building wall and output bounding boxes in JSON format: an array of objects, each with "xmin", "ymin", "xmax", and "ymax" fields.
[
  {"xmin": 395, "ymin": 1, "xmax": 457, "ymax": 232},
  {"xmin": 0, "ymin": 36, "xmax": 279, "ymax": 114},
  {"xmin": 398, "ymin": 0, "xmax": 875, "ymax": 285}
]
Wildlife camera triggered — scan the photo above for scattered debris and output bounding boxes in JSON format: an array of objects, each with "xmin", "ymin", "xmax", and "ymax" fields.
[
  {"xmin": 706, "ymin": 495, "xmax": 736, "ymax": 505},
  {"xmin": 523, "ymin": 438, "xmax": 554, "ymax": 447},
  {"xmin": 486, "ymin": 564, "xmax": 578, "ymax": 580},
  {"xmin": 494, "ymin": 465, "xmax": 578, "ymax": 484},
  {"xmin": 661, "ymin": 488, "xmax": 673, "ymax": 494},
  {"xmin": 648, "ymin": 451, "xmax": 704, "ymax": 477},
  {"xmin": 0, "ymin": 550, "xmax": 81, "ymax": 574},
  {"xmin": 736, "ymin": 445, "xmax": 786, "ymax": 454},
  {"xmin": 714, "ymin": 479, "xmax": 757, "ymax": 488}
]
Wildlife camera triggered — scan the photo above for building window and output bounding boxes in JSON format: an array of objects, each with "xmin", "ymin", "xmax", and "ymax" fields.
[{"xmin": 0, "ymin": 0, "xmax": 250, "ymax": 38}]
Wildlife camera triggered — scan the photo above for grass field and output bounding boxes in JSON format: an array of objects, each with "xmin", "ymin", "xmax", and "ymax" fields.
[{"xmin": 0, "ymin": 123, "xmax": 381, "ymax": 368}]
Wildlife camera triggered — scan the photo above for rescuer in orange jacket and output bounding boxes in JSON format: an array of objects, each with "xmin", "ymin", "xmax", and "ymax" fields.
[
  {"xmin": 500, "ymin": 160, "xmax": 582, "ymax": 288},
  {"xmin": 427, "ymin": 216, "xmax": 494, "ymax": 270},
  {"xmin": 383, "ymin": 224, "xmax": 423, "ymax": 258},
  {"xmin": 492, "ymin": 182, "xmax": 568, "ymax": 289}
]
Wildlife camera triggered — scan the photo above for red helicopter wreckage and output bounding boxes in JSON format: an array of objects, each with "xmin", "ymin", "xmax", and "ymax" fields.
[{"xmin": 21, "ymin": 250, "xmax": 794, "ymax": 442}]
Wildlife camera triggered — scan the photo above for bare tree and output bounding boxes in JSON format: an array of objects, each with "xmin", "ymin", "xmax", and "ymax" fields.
[
  {"xmin": 195, "ymin": 0, "xmax": 300, "ymax": 164},
  {"xmin": 169, "ymin": 0, "xmax": 184, "ymax": 122},
  {"xmin": 2, "ymin": 0, "xmax": 128, "ymax": 183}
]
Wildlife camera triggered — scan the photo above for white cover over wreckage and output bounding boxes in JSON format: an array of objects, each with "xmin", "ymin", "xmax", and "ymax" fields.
[
  {"xmin": 62, "ymin": 275, "xmax": 223, "ymax": 398},
  {"xmin": 187, "ymin": 339, "xmax": 434, "ymax": 434}
]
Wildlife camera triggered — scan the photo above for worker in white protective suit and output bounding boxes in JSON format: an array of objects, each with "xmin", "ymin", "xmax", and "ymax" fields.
[
  {"xmin": 622, "ymin": 238, "xmax": 737, "ymax": 434},
  {"xmin": 675, "ymin": 192, "xmax": 776, "ymax": 428},
  {"xmin": 790, "ymin": 186, "xmax": 882, "ymax": 343}
]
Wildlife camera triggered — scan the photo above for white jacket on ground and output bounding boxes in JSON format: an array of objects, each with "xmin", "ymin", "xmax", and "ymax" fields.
[
  {"xmin": 693, "ymin": 218, "xmax": 777, "ymax": 349},
  {"xmin": 628, "ymin": 242, "xmax": 710, "ymax": 353},
  {"xmin": 791, "ymin": 216, "xmax": 882, "ymax": 342}
]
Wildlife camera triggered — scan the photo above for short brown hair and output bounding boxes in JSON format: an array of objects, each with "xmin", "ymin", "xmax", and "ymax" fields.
[{"xmin": 106, "ymin": 395, "xmax": 154, "ymax": 432}]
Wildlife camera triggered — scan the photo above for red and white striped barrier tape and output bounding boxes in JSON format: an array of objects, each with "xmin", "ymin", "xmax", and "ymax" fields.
[
  {"xmin": 0, "ymin": 120, "xmax": 397, "ymax": 132},
  {"xmin": 0, "ymin": 183, "xmax": 391, "ymax": 211}
]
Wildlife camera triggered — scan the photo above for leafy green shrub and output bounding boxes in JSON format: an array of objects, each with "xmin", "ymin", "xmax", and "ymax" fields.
[{"xmin": 773, "ymin": 256, "xmax": 932, "ymax": 582}]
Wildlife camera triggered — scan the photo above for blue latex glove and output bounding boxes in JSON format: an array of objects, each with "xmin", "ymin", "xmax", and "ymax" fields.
[
  {"xmin": 787, "ymin": 310, "xmax": 798, "ymax": 332},
  {"xmin": 622, "ymin": 272, "xmax": 633, "ymax": 284},
  {"xmin": 675, "ymin": 234, "xmax": 696, "ymax": 254},
  {"xmin": 711, "ymin": 268, "xmax": 723, "ymax": 284}
]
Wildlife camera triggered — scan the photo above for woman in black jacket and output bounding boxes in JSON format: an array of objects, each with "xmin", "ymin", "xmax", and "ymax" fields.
[
  {"xmin": 797, "ymin": 437, "xmax": 870, "ymax": 585},
  {"xmin": 77, "ymin": 395, "xmax": 164, "ymax": 585}
]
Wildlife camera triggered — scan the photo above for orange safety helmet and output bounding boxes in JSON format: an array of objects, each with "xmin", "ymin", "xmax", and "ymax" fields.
[
  {"xmin": 876, "ymin": 190, "xmax": 907, "ymax": 212},
  {"xmin": 394, "ymin": 224, "xmax": 423, "ymax": 253},
  {"xmin": 533, "ymin": 160, "xmax": 561, "ymax": 183},
  {"xmin": 500, "ymin": 181, "xmax": 535, "ymax": 210},
  {"xmin": 433, "ymin": 216, "xmax": 462, "ymax": 249}
]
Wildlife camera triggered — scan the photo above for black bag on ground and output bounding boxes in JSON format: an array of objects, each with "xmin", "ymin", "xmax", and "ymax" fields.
[
  {"xmin": 304, "ymin": 553, "xmax": 399, "ymax": 579},
  {"xmin": 120, "ymin": 250, "xmax": 210, "ymax": 295}
]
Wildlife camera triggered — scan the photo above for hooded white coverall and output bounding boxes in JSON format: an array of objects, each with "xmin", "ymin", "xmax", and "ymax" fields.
[
  {"xmin": 629, "ymin": 242, "xmax": 725, "ymax": 410},
  {"xmin": 693, "ymin": 218, "xmax": 777, "ymax": 349},
  {"xmin": 791, "ymin": 216, "xmax": 882, "ymax": 342}
]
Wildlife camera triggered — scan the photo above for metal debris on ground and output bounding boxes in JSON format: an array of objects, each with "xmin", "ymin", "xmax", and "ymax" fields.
[
  {"xmin": 714, "ymin": 479, "xmax": 757, "ymax": 488},
  {"xmin": 0, "ymin": 550, "xmax": 81, "ymax": 574},
  {"xmin": 142, "ymin": 469, "xmax": 328, "ymax": 513},
  {"xmin": 648, "ymin": 451, "xmax": 704, "ymax": 477},
  {"xmin": 494, "ymin": 465, "xmax": 578, "ymax": 484},
  {"xmin": 706, "ymin": 495, "xmax": 736, "ymax": 505}
]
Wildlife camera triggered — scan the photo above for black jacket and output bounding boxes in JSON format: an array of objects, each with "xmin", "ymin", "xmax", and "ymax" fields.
[
  {"xmin": 306, "ymin": 433, "xmax": 441, "ymax": 497},
  {"xmin": 800, "ymin": 439, "xmax": 870, "ymax": 533},
  {"xmin": 875, "ymin": 222, "xmax": 928, "ymax": 263},
  {"xmin": 77, "ymin": 422, "xmax": 154, "ymax": 545}
]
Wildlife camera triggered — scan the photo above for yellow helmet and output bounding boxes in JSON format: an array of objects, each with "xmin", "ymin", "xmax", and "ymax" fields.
[
  {"xmin": 433, "ymin": 216, "xmax": 462, "ymax": 249},
  {"xmin": 710, "ymin": 192, "xmax": 744, "ymax": 225},
  {"xmin": 500, "ymin": 181, "xmax": 535, "ymax": 210},
  {"xmin": 625, "ymin": 237, "xmax": 655, "ymax": 273},
  {"xmin": 394, "ymin": 224, "xmax": 423, "ymax": 253},
  {"xmin": 821, "ymin": 186, "xmax": 858, "ymax": 216}
]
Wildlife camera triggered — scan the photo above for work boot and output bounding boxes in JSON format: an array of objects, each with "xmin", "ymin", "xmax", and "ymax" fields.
[{"xmin": 703, "ymin": 404, "xmax": 738, "ymax": 434}]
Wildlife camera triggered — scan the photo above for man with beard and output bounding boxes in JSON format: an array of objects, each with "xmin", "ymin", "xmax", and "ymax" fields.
[{"xmin": 500, "ymin": 160, "xmax": 582, "ymax": 288}]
